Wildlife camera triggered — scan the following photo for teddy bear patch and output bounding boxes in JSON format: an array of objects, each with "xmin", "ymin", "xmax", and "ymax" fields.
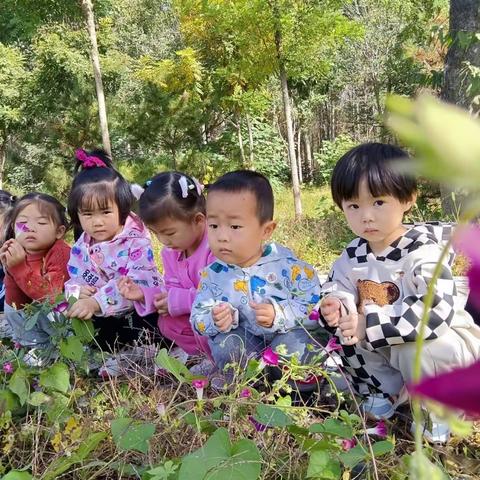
[{"xmin": 357, "ymin": 279, "xmax": 400, "ymax": 307}]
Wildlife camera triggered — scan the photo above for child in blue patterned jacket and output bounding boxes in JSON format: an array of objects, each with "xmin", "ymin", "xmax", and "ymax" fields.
[{"xmin": 190, "ymin": 170, "xmax": 322, "ymax": 384}]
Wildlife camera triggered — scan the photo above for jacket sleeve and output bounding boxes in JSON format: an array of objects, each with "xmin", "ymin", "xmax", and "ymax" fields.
[
  {"xmin": 64, "ymin": 241, "xmax": 86, "ymax": 300},
  {"xmin": 4, "ymin": 270, "xmax": 31, "ymax": 308},
  {"xmin": 93, "ymin": 237, "xmax": 162, "ymax": 316},
  {"xmin": 364, "ymin": 247, "xmax": 455, "ymax": 349},
  {"xmin": 267, "ymin": 262, "xmax": 322, "ymax": 332},
  {"xmin": 8, "ymin": 241, "xmax": 70, "ymax": 302},
  {"xmin": 190, "ymin": 267, "xmax": 239, "ymax": 337}
]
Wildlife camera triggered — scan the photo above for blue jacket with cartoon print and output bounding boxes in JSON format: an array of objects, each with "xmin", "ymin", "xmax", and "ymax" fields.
[{"xmin": 190, "ymin": 242, "xmax": 322, "ymax": 337}]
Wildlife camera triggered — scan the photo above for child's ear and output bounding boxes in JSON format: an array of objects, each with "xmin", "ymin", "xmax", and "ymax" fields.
[
  {"xmin": 193, "ymin": 212, "xmax": 206, "ymax": 225},
  {"xmin": 404, "ymin": 192, "xmax": 418, "ymax": 212},
  {"xmin": 261, "ymin": 220, "xmax": 276, "ymax": 241},
  {"xmin": 56, "ymin": 225, "xmax": 66, "ymax": 240}
]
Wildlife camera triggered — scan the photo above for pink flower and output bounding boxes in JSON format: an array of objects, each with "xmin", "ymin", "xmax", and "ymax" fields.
[
  {"xmin": 325, "ymin": 337, "xmax": 342, "ymax": 353},
  {"xmin": 249, "ymin": 416, "xmax": 269, "ymax": 432},
  {"xmin": 192, "ymin": 378, "xmax": 208, "ymax": 400},
  {"xmin": 53, "ymin": 301, "xmax": 69, "ymax": 313},
  {"xmin": 240, "ymin": 388, "xmax": 252, "ymax": 398},
  {"xmin": 118, "ymin": 267, "xmax": 129, "ymax": 276},
  {"xmin": 14, "ymin": 342, "xmax": 22, "ymax": 349},
  {"xmin": 467, "ymin": 264, "xmax": 480, "ymax": 310},
  {"xmin": 15, "ymin": 222, "xmax": 31, "ymax": 234},
  {"xmin": 408, "ymin": 360, "xmax": 480, "ymax": 418},
  {"xmin": 365, "ymin": 420, "xmax": 387, "ymax": 438},
  {"xmin": 341, "ymin": 438, "xmax": 357, "ymax": 451},
  {"xmin": 308, "ymin": 309, "xmax": 320, "ymax": 321},
  {"xmin": 261, "ymin": 347, "xmax": 279, "ymax": 367},
  {"xmin": 2, "ymin": 362, "xmax": 14, "ymax": 374}
]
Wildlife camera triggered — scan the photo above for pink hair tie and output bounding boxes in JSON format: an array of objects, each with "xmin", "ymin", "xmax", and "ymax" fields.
[{"xmin": 75, "ymin": 148, "xmax": 107, "ymax": 168}]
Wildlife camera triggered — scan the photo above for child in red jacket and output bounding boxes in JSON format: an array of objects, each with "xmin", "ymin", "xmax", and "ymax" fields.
[{"xmin": 0, "ymin": 193, "xmax": 70, "ymax": 354}]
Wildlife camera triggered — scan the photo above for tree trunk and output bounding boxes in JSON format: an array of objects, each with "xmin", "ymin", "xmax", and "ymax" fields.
[
  {"xmin": 440, "ymin": 0, "xmax": 480, "ymax": 216},
  {"xmin": 81, "ymin": 0, "xmax": 112, "ymax": 157},
  {"xmin": 235, "ymin": 114, "xmax": 247, "ymax": 167},
  {"xmin": 0, "ymin": 135, "xmax": 6, "ymax": 190},
  {"xmin": 246, "ymin": 113, "xmax": 254, "ymax": 168},
  {"xmin": 271, "ymin": 0, "xmax": 302, "ymax": 219},
  {"xmin": 297, "ymin": 128, "xmax": 303, "ymax": 184},
  {"xmin": 304, "ymin": 132, "xmax": 313, "ymax": 181}
]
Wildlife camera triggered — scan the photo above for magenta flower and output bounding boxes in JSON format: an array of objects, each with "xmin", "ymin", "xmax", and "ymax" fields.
[
  {"xmin": 454, "ymin": 225, "xmax": 480, "ymax": 309},
  {"xmin": 249, "ymin": 416, "xmax": 269, "ymax": 432},
  {"xmin": 53, "ymin": 301, "xmax": 69, "ymax": 313},
  {"xmin": 2, "ymin": 362, "xmax": 14, "ymax": 374},
  {"xmin": 192, "ymin": 378, "xmax": 208, "ymax": 400},
  {"xmin": 308, "ymin": 309, "xmax": 320, "ymax": 321},
  {"xmin": 240, "ymin": 388, "xmax": 252, "ymax": 398},
  {"xmin": 14, "ymin": 342, "xmax": 22, "ymax": 349},
  {"xmin": 365, "ymin": 420, "xmax": 387, "ymax": 438},
  {"xmin": 341, "ymin": 438, "xmax": 357, "ymax": 451},
  {"xmin": 409, "ymin": 360, "xmax": 480, "ymax": 418},
  {"xmin": 259, "ymin": 347, "xmax": 279, "ymax": 370},
  {"xmin": 15, "ymin": 222, "xmax": 31, "ymax": 235},
  {"xmin": 325, "ymin": 337, "xmax": 342, "ymax": 353},
  {"xmin": 118, "ymin": 267, "xmax": 129, "ymax": 276},
  {"xmin": 296, "ymin": 373, "xmax": 321, "ymax": 385}
]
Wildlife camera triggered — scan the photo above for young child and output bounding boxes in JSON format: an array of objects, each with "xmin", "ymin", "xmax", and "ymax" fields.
[
  {"xmin": 118, "ymin": 171, "xmax": 213, "ymax": 363},
  {"xmin": 190, "ymin": 170, "xmax": 322, "ymax": 383},
  {"xmin": 64, "ymin": 149, "xmax": 162, "ymax": 351},
  {"xmin": 0, "ymin": 193, "xmax": 70, "ymax": 350},
  {"xmin": 319, "ymin": 143, "xmax": 480, "ymax": 442}
]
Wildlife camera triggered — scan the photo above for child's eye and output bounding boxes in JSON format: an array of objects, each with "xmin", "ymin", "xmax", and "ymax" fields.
[
  {"xmin": 231, "ymin": 225, "xmax": 242, "ymax": 230},
  {"xmin": 374, "ymin": 200, "xmax": 385, "ymax": 206},
  {"xmin": 208, "ymin": 224, "xmax": 218, "ymax": 229},
  {"xmin": 347, "ymin": 204, "xmax": 359, "ymax": 210}
]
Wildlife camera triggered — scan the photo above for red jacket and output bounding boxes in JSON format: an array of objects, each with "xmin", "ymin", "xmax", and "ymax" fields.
[{"xmin": 5, "ymin": 239, "xmax": 71, "ymax": 308}]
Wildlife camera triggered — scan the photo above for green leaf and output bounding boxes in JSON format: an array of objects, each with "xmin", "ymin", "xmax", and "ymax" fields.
[
  {"xmin": 309, "ymin": 418, "xmax": 353, "ymax": 439},
  {"xmin": 71, "ymin": 318, "xmax": 95, "ymax": 342},
  {"xmin": 178, "ymin": 428, "xmax": 261, "ymax": 480},
  {"xmin": 111, "ymin": 417, "xmax": 155, "ymax": 454},
  {"xmin": 338, "ymin": 444, "xmax": 368, "ymax": 468},
  {"xmin": 28, "ymin": 391, "xmax": 50, "ymax": 406},
  {"xmin": 8, "ymin": 367, "xmax": 29, "ymax": 405},
  {"xmin": 254, "ymin": 404, "xmax": 293, "ymax": 428},
  {"xmin": 39, "ymin": 362, "xmax": 70, "ymax": 393},
  {"xmin": 307, "ymin": 450, "xmax": 341, "ymax": 479},
  {"xmin": 60, "ymin": 336, "xmax": 84, "ymax": 362},
  {"xmin": 46, "ymin": 392, "xmax": 71, "ymax": 423},
  {"xmin": 371, "ymin": 440, "xmax": 394, "ymax": 457},
  {"xmin": 406, "ymin": 451, "xmax": 449, "ymax": 480},
  {"xmin": 155, "ymin": 348, "xmax": 191, "ymax": 383},
  {"xmin": 0, "ymin": 388, "xmax": 21, "ymax": 412},
  {"xmin": 24, "ymin": 312, "xmax": 39, "ymax": 331},
  {"xmin": 2, "ymin": 471, "xmax": 34, "ymax": 480}
]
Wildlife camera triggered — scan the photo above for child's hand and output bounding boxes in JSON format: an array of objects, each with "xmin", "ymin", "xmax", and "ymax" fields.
[
  {"xmin": 320, "ymin": 296, "xmax": 342, "ymax": 327},
  {"xmin": 212, "ymin": 303, "xmax": 234, "ymax": 332},
  {"xmin": 338, "ymin": 312, "xmax": 366, "ymax": 345},
  {"xmin": 67, "ymin": 298, "xmax": 100, "ymax": 320},
  {"xmin": 250, "ymin": 301, "xmax": 275, "ymax": 327},
  {"xmin": 1, "ymin": 239, "xmax": 26, "ymax": 269},
  {"xmin": 117, "ymin": 277, "xmax": 145, "ymax": 302},
  {"xmin": 79, "ymin": 285, "xmax": 97, "ymax": 299},
  {"xmin": 153, "ymin": 292, "xmax": 169, "ymax": 315}
]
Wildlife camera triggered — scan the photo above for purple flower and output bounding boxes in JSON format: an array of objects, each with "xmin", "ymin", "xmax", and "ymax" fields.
[
  {"xmin": 409, "ymin": 360, "xmax": 480, "ymax": 418},
  {"xmin": 365, "ymin": 420, "xmax": 387, "ymax": 438},
  {"xmin": 118, "ymin": 267, "xmax": 129, "ymax": 276},
  {"xmin": 261, "ymin": 347, "xmax": 279, "ymax": 367},
  {"xmin": 53, "ymin": 301, "xmax": 69, "ymax": 314},
  {"xmin": 240, "ymin": 388, "xmax": 252, "ymax": 398},
  {"xmin": 2, "ymin": 362, "xmax": 14, "ymax": 374},
  {"xmin": 249, "ymin": 416, "xmax": 268, "ymax": 432},
  {"xmin": 14, "ymin": 342, "xmax": 22, "ymax": 350},
  {"xmin": 325, "ymin": 337, "xmax": 342, "ymax": 353},
  {"xmin": 341, "ymin": 438, "xmax": 357, "ymax": 451},
  {"xmin": 15, "ymin": 222, "xmax": 31, "ymax": 235},
  {"xmin": 192, "ymin": 378, "xmax": 208, "ymax": 400},
  {"xmin": 308, "ymin": 309, "xmax": 320, "ymax": 321},
  {"xmin": 467, "ymin": 264, "xmax": 480, "ymax": 310}
]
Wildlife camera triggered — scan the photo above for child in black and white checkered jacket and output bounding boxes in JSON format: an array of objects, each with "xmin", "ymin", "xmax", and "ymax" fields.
[{"xmin": 319, "ymin": 143, "xmax": 480, "ymax": 443}]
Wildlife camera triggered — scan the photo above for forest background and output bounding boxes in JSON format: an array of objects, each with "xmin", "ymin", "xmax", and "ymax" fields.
[{"xmin": 3, "ymin": 0, "xmax": 478, "ymax": 272}]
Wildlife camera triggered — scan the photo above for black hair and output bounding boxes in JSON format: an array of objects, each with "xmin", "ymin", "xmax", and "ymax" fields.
[
  {"xmin": 139, "ymin": 171, "xmax": 206, "ymax": 226},
  {"xmin": 67, "ymin": 149, "xmax": 134, "ymax": 232},
  {"xmin": 207, "ymin": 170, "xmax": 274, "ymax": 224},
  {"xmin": 4, "ymin": 192, "xmax": 69, "ymax": 241},
  {"xmin": 330, "ymin": 143, "xmax": 417, "ymax": 209},
  {"xmin": 0, "ymin": 190, "xmax": 16, "ymax": 215}
]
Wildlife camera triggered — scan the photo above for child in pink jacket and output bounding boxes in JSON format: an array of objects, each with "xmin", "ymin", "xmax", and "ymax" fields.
[{"xmin": 118, "ymin": 172, "xmax": 213, "ymax": 360}]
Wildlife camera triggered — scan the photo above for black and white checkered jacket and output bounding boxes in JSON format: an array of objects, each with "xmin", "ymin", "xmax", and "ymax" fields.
[{"xmin": 321, "ymin": 223, "xmax": 470, "ymax": 350}]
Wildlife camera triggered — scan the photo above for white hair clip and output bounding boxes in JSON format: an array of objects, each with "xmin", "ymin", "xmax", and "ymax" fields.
[
  {"xmin": 130, "ymin": 183, "xmax": 145, "ymax": 200},
  {"xmin": 178, "ymin": 176, "xmax": 199, "ymax": 198}
]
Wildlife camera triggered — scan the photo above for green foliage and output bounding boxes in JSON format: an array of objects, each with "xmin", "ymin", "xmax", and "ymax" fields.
[{"xmin": 111, "ymin": 417, "xmax": 156, "ymax": 454}]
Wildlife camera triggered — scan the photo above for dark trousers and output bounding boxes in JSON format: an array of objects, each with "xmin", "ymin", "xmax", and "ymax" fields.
[
  {"xmin": 466, "ymin": 294, "xmax": 480, "ymax": 327},
  {"xmin": 92, "ymin": 310, "xmax": 162, "ymax": 351}
]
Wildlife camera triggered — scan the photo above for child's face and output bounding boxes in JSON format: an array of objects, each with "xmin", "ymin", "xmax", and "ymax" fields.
[
  {"xmin": 206, "ymin": 190, "xmax": 276, "ymax": 267},
  {"xmin": 15, "ymin": 203, "xmax": 65, "ymax": 253},
  {"xmin": 341, "ymin": 178, "xmax": 415, "ymax": 255},
  {"xmin": 78, "ymin": 201, "xmax": 123, "ymax": 243},
  {"xmin": 149, "ymin": 214, "xmax": 205, "ymax": 256}
]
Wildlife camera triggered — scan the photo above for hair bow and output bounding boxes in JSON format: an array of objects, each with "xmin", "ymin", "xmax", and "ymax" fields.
[
  {"xmin": 178, "ymin": 176, "xmax": 203, "ymax": 198},
  {"xmin": 75, "ymin": 149, "xmax": 107, "ymax": 168}
]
